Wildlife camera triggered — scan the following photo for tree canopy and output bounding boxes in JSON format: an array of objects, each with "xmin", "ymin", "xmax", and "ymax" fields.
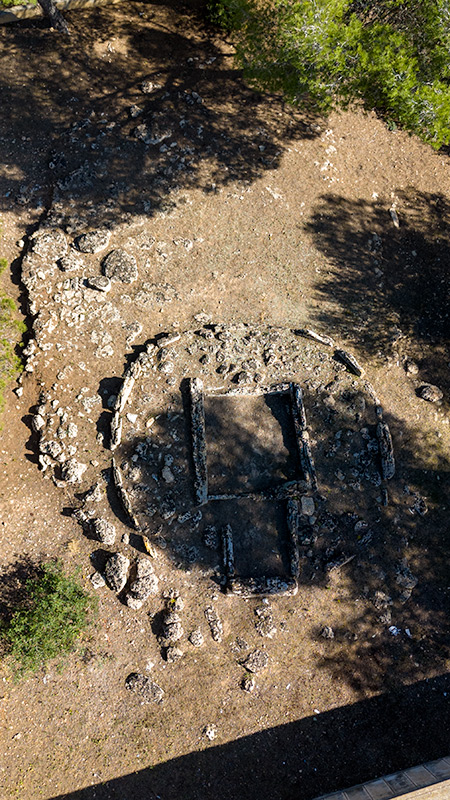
[{"xmin": 211, "ymin": 0, "xmax": 450, "ymax": 147}]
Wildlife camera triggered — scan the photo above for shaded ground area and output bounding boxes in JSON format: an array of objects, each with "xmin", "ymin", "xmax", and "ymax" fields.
[
  {"xmin": 0, "ymin": 1, "xmax": 449, "ymax": 799},
  {"xmin": 46, "ymin": 674, "xmax": 450, "ymax": 800}
]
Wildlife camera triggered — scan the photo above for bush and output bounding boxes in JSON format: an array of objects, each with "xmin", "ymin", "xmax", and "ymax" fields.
[
  {"xmin": 0, "ymin": 561, "xmax": 97, "ymax": 678},
  {"xmin": 210, "ymin": 0, "xmax": 450, "ymax": 148}
]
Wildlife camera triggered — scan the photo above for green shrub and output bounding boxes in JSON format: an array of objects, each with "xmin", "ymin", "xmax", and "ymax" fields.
[
  {"xmin": 1, "ymin": 561, "xmax": 97, "ymax": 678},
  {"xmin": 210, "ymin": 0, "xmax": 450, "ymax": 148}
]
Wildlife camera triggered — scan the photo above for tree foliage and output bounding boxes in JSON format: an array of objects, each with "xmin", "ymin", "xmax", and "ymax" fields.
[
  {"xmin": 1, "ymin": 562, "xmax": 96, "ymax": 678},
  {"xmin": 210, "ymin": 0, "xmax": 450, "ymax": 147}
]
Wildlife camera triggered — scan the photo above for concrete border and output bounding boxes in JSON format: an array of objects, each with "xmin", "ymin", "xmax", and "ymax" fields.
[
  {"xmin": 313, "ymin": 756, "xmax": 450, "ymax": 800},
  {"xmin": 0, "ymin": 0, "xmax": 119, "ymax": 25}
]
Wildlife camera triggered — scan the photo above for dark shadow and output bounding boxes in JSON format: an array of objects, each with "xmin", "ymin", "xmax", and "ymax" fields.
[
  {"xmin": 306, "ymin": 190, "xmax": 450, "ymax": 396},
  {"xmin": 47, "ymin": 672, "xmax": 450, "ymax": 800},
  {"xmin": 0, "ymin": 0, "xmax": 320, "ymax": 231},
  {"xmin": 0, "ymin": 556, "xmax": 42, "ymax": 629},
  {"xmin": 105, "ymin": 363, "xmax": 449, "ymax": 693}
]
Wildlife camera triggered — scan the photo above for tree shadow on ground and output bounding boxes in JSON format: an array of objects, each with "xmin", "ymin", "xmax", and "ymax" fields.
[
  {"xmin": 0, "ymin": 0, "xmax": 320, "ymax": 228},
  {"xmin": 47, "ymin": 672, "xmax": 450, "ymax": 800},
  {"xmin": 306, "ymin": 190, "xmax": 450, "ymax": 386}
]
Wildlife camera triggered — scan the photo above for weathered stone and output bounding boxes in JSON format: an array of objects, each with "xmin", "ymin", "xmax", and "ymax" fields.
[
  {"xmin": 296, "ymin": 328, "xmax": 334, "ymax": 347},
  {"xmin": 204, "ymin": 606, "xmax": 223, "ymax": 642},
  {"xmin": 301, "ymin": 496, "xmax": 315, "ymax": 516},
  {"xmin": 165, "ymin": 646, "xmax": 183, "ymax": 663},
  {"xmin": 242, "ymin": 674, "xmax": 255, "ymax": 692},
  {"xmin": 75, "ymin": 229, "xmax": 111, "ymax": 254},
  {"xmin": 242, "ymin": 649, "xmax": 269, "ymax": 673},
  {"xmin": 334, "ymin": 348, "xmax": 364, "ymax": 376},
  {"xmin": 404, "ymin": 359, "xmax": 419, "ymax": 376},
  {"xmin": 125, "ymin": 559, "xmax": 159, "ymax": 609},
  {"xmin": 189, "ymin": 378, "xmax": 207, "ymax": 505},
  {"xmin": 40, "ymin": 439, "xmax": 62, "ymax": 458},
  {"xmin": 31, "ymin": 228, "xmax": 68, "ymax": 260},
  {"xmin": 61, "ymin": 458, "xmax": 87, "ymax": 483},
  {"xmin": 125, "ymin": 672, "xmax": 164, "ymax": 704},
  {"xmin": 91, "ymin": 518, "xmax": 116, "ymax": 546},
  {"xmin": 188, "ymin": 629, "xmax": 204, "ymax": 647},
  {"xmin": 203, "ymin": 724, "xmax": 217, "ymax": 741},
  {"xmin": 102, "ymin": 249, "xmax": 138, "ymax": 283},
  {"xmin": 86, "ymin": 276, "xmax": 111, "ymax": 293},
  {"xmin": 58, "ymin": 251, "xmax": 84, "ymax": 272},
  {"xmin": 90, "ymin": 571, "xmax": 106, "ymax": 589},
  {"xmin": 32, "ymin": 414, "xmax": 46, "ymax": 433},
  {"xmin": 418, "ymin": 384, "xmax": 443, "ymax": 402},
  {"xmin": 104, "ymin": 552, "xmax": 130, "ymax": 593},
  {"xmin": 161, "ymin": 612, "xmax": 184, "ymax": 644},
  {"xmin": 376, "ymin": 421, "xmax": 395, "ymax": 480},
  {"xmin": 255, "ymin": 605, "xmax": 276, "ymax": 638}
]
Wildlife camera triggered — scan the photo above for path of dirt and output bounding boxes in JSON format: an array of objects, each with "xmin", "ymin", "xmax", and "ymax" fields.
[{"xmin": 0, "ymin": 2, "xmax": 449, "ymax": 799}]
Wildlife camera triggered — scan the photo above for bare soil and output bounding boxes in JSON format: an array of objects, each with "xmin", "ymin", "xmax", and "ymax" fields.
[{"xmin": 0, "ymin": 2, "xmax": 449, "ymax": 799}]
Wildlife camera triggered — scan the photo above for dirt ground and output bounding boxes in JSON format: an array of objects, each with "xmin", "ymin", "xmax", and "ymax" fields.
[{"xmin": 0, "ymin": 2, "xmax": 449, "ymax": 799}]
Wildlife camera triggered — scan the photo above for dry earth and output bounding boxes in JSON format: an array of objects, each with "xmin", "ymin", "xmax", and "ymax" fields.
[{"xmin": 0, "ymin": 2, "xmax": 449, "ymax": 799}]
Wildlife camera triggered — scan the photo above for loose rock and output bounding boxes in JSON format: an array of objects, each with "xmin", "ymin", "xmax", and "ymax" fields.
[
  {"xmin": 75, "ymin": 230, "xmax": 111, "ymax": 254},
  {"xmin": 91, "ymin": 518, "xmax": 116, "ymax": 546},
  {"xmin": 204, "ymin": 606, "xmax": 223, "ymax": 642},
  {"xmin": 102, "ymin": 249, "xmax": 138, "ymax": 284},
  {"xmin": 125, "ymin": 672, "xmax": 164, "ymax": 704},
  {"xmin": 188, "ymin": 629, "xmax": 204, "ymax": 647},
  {"xmin": 104, "ymin": 552, "xmax": 130, "ymax": 593},
  {"xmin": 242, "ymin": 649, "xmax": 268, "ymax": 674},
  {"xmin": 418, "ymin": 384, "xmax": 443, "ymax": 403}
]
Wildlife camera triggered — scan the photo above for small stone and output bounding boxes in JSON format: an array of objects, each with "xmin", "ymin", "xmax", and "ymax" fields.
[
  {"xmin": 161, "ymin": 612, "xmax": 183, "ymax": 644},
  {"xmin": 91, "ymin": 518, "xmax": 116, "ymax": 546},
  {"xmin": 59, "ymin": 252, "xmax": 83, "ymax": 272},
  {"xmin": 188, "ymin": 629, "xmax": 204, "ymax": 647},
  {"xmin": 204, "ymin": 606, "xmax": 223, "ymax": 642},
  {"xmin": 32, "ymin": 414, "xmax": 45, "ymax": 433},
  {"xmin": 242, "ymin": 649, "xmax": 268, "ymax": 674},
  {"xmin": 162, "ymin": 466, "xmax": 174, "ymax": 483},
  {"xmin": 75, "ymin": 229, "xmax": 111, "ymax": 254},
  {"xmin": 203, "ymin": 724, "xmax": 217, "ymax": 741},
  {"xmin": 102, "ymin": 249, "xmax": 138, "ymax": 284},
  {"xmin": 255, "ymin": 605, "xmax": 276, "ymax": 638},
  {"xmin": 166, "ymin": 646, "xmax": 183, "ymax": 663},
  {"xmin": 86, "ymin": 276, "xmax": 111, "ymax": 293},
  {"xmin": 61, "ymin": 458, "xmax": 87, "ymax": 483},
  {"xmin": 404, "ymin": 359, "xmax": 419, "ymax": 376},
  {"xmin": 242, "ymin": 674, "xmax": 255, "ymax": 693},
  {"xmin": 31, "ymin": 228, "xmax": 68, "ymax": 260},
  {"xmin": 320, "ymin": 625, "xmax": 335, "ymax": 639},
  {"xmin": 104, "ymin": 552, "xmax": 130, "ymax": 593},
  {"xmin": 126, "ymin": 564, "xmax": 159, "ymax": 609},
  {"xmin": 234, "ymin": 370, "xmax": 251, "ymax": 385},
  {"xmin": 129, "ymin": 104, "xmax": 143, "ymax": 118},
  {"xmin": 418, "ymin": 384, "xmax": 443, "ymax": 403},
  {"xmin": 90, "ymin": 571, "xmax": 106, "ymax": 589},
  {"xmin": 125, "ymin": 672, "xmax": 164, "ymax": 704},
  {"xmin": 301, "ymin": 496, "xmax": 315, "ymax": 516}
]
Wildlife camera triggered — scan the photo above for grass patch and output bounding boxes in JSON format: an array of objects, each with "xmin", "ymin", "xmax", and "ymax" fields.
[
  {"xmin": 0, "ymin": 561, "xmax": 98, "ymax": 678},
  {"xmin": 0, "ymin": 0, "xmax": 37, "ymax": 7}
]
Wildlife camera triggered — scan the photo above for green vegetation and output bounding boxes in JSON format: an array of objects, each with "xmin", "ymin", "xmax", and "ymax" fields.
[
  {"xmin": 0, "ymin": 257, "xmax": 25, "ymax": 418},
  {"xmin": 210, "ymin": 0, "xmax": 450, "ymax": 147},
  {"xmin": 1, "ymin": 561, "xmax": 97, "ymax": 678},
  {"xmin": 0, "ymin": 0, "xmax": 37, "ymax": 7}
]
